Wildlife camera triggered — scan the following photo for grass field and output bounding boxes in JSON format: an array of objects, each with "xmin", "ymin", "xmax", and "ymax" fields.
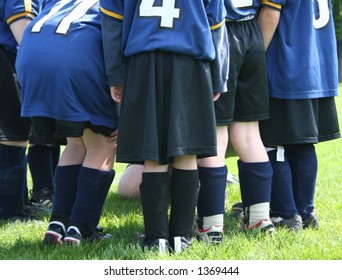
[{"xmin": 0, "ymin": 86, "xmax": 341, "ymax": 262}]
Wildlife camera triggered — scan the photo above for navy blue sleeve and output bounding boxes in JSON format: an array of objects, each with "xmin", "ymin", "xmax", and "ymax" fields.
[
  {"xmin": 101, "ymin": 12, "xmax": 126, "ymax": 87},
  {"xmin": 211, "ymin": 23, "xmax": 229, "ymax": 93}
]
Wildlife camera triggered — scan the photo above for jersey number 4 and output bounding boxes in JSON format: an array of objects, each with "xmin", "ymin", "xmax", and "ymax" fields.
[
  {"xmin": 139, "ymin": 0, "xmax": 180, "ymax": 28},
  {"xmin": 231, "ymin": 0, "xmax": 253, "ymax": 8}
]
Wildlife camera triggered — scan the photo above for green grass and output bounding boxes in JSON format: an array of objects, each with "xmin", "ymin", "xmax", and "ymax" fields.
[{"xmin": 0, "ymin": 86, "xmax": 341, "ymax": 261}]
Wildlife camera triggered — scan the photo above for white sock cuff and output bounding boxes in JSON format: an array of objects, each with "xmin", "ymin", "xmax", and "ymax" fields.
[
  {"xmin": 203, "ymin": 214, "xmax": 224, "ymax": 229},
  {"xmin": 249, "ymin": 202, "xmax": 270, "ymax": 212},
  {"xmin": 248, "ymin": 202, "xmax": 270, "ymax": 225}
]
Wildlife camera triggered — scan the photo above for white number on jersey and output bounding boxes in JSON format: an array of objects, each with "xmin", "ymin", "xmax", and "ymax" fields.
[
  {"xmin": 231, "ymin": 0, "xmax": 253, "ymax": 8},
  {"xmin": 139, "ymin": 0, "xmax": 180, "ymax": 28},
  {"xmin": 31, "ymin": 0, "xmax": 97, "ymax": 35},
  {"xmin": 313, "ymin": 0, "xmax": 330, "ymax": 29}
]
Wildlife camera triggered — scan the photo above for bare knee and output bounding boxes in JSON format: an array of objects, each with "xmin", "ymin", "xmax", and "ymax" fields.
[{"xmin": 118, "ymin": 164, "xmax": 143, "ymax": 199}]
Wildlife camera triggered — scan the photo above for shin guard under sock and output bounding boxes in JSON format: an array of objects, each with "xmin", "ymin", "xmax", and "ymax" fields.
[
  {"xmin": 0, "ymin": 166, "xmax": 26, "ymax": 218},
  {"xmin": 197, "ymin": 166, "xmax": 227, "ymax": 227},
  {"xmin": 69, "ymin": 167, "xmax": 115, "ymax": 233},
  {"xmin": 140, "ymin": 172, "xmax": 169, "ymax": 241},
  {"xmin": 51, "ymin": 145, "xmax": 61, "ymax": 175},
  {"xmin": 0, "ymin": 145, "xmax": 27, "ymax": 219},
  {"xmin": 286, "ymin": 144, "xmax": 317, "ymax": 220},
  {"xmin": 268, "ymin": 149, "xmax": 297, "ymax": 219},
  {"xmin": 238, "ymin": 160, "xmax": 272, "ymax": 225},
  {"xmin": 169, "ymin": 168, "xmax": 200, "ymax": 239},
  {"xmin": 27, "ymin": 145, "xmax": 55, "ymax": 192},
  {"xmin": 51, "ymin": 164, "xmax": 81, "ymax": 223}
]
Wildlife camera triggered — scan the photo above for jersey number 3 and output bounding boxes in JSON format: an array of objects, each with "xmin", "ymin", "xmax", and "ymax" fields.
[{"xmin": 314, "ymin": 0, "xmax": 330, "ymax": 29}]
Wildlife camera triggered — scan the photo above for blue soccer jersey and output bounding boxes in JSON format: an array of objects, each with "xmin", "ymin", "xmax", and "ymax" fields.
[
  {"xmin": 0, "ymin": 0, "xmax": 41, "ymax": 53},
  {"xmin": 224, "ymin": 0, "xmax": 261, "ymax": 20},
  {"xmin": 100, "ymin": 0, "xmax": 226, "ymax": 61},
  {"xmin": 17, "ymin": 0, "xmax": 119, "ymax": 129},
  {"xmin": 261, "ymin": 0, "xmax": 338, "ymax": 99}
]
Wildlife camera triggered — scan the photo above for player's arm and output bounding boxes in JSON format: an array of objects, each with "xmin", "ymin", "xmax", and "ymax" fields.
[
  {"xmin": 258, "ymin": 1, "xmax": 282, "ymax": 50},
  {"xmin": 211, "ymin": 22, "xmax": 229, "ymax": 96},
  {"xmin": 9, "ymin": 18, "xmax": 32, "ymax": 44},
  {"xmin": 5, "ymin": 0, "xmax": 41, "ymax": 44},
  {"xmin": 100, "ymin": 6, "xmax": 126, "ymax": 90},
  {"xmin": 207, "ymin": 0, "xmax": 229, "ymax": 96}
]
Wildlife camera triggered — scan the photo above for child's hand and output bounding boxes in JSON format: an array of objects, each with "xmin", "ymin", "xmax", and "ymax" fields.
[
  {"xmin": 213, "ymin": 92, "xmax": 221, "ymax": 101},
  {"xmin": 110, "ymin": 85, "xmax": 123, "ymax": 103}
]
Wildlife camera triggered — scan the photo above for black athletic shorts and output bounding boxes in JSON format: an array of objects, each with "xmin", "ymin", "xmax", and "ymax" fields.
[
  {"xmin": 30, "ymin": 117, "xmax": 113, "ymax": 146},
  {"xmin": 215, "ymin": 19, "xmax": 269, "ymax": 125},
  {"xmin": 260, "ymin": 97, "xmax": 341, "ymax": 145},
  {"xmin": 0, "ymin": 47, "xmax": 31, "ymax": 141},
  {"xmin": 116, "ymin": 51, "xmax": 217, "ymax": 165}
]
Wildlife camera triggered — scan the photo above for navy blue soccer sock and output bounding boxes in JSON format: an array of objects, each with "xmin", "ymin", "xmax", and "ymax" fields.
[
  {"xmin": 286, "ymin": 144, "xmax": 317, "ymax": 220},
  {"xmin": 238, "ymin": 160, "xmax": 273, "ymax": 225},
  {"xmin": 69, "ymin": 167, "xmax": 115, "ymax": 234},
  {"xmin": 238, "ymin": 160, "xmax": 272, "ymax": 207},
  {"xmin": 51, "ymin": 145, "xmax": 60, "ymax": 177},
  {"xmin": 197, "ymin": 166, "xmax": 227, "ymax": 218},
  {"xmin": 169, "ymin": 168, "xmax": 200, "ymax": 239},
  {"xmin": 51, "ymin": 164, "xmax": 81, "ymax": 224},
  {"xmin": 23, "ymin": 159, "xmax": 29, "ymax": 205},
  {"xmin": 268, "ymin": 149, "xmax": 297, "ymax": 219},
  {"xmin": 0, "ymin": 144, "xmax": 27, "ymax": 169},
  {"xmin": 140, "ymin": 172, "xmax": 170, "ymax": 241},
  {"xmin": 0, "ymin": 144, "xmax": 27, "ymax": 219},
  {"xmin": 27, "ymin": 145, "xmax": 55, "ymax": 192}
]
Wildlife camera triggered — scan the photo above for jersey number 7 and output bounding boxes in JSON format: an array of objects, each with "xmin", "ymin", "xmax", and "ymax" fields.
[{"xmin": 31, "ymin": 0, "xmax": 97, "ymax": 35}]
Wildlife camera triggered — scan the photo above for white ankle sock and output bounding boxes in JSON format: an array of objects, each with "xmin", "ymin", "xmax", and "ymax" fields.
[
  {"xmin": 246, "ymin": 202, "xmax": 270, "ymax": 226},
  {"xmin": 203, "ymin": 214, "xmax": 224, "ymax": 230}
]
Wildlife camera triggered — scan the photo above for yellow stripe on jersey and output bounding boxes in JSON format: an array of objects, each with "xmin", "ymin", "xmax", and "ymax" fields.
[
  {"xmin": 210, "ymin": 19, "xmax": 225, "ymax": 31},
  {"xmin": 24, "ymin": 0, "xmax": 33, "ymax": 13},
  {"xmin": 100, "ymin": 7, "xmax": 123, "ymax": 20},
  {"xmin": 261, "ymin": 0, "xmax": 282, "ymax": 10},
  {"xmin": 6, "ymin": 12, "xmax": 35, "ymax": 25}
]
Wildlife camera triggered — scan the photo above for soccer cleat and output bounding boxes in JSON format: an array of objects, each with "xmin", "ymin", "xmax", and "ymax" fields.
[
  {"xmin": 140, "ymin": 236, "xmax": 170, "ymax": 254},
  {"xmin": 232, "ymin": 201, "xmax": 243, "ymax": 212},
  {"xmin": 231, "ymin": 201, "xmax": 244, "ymax": 219},
  {"xmin": 7, "ymin": 211, "xmax": 38, "ymax": 222},
  {"xmin": 25, "ymin": 202, "xmax": 51, "ymax": 215},
  {"xmin": 7, "ymin": 201, "xmax": 41, "ymax": 223},
  {"xmin": 169, "ymin": 236, "xmax": 192, "ymax": 253},
  {"xmin": 29, "ymin": 187, "xmax": 54, "ymax": 207},
  {"xmin": 227, "ymin": 173, "xmax": 239, "ymax": 185},
  {"xmin": 243, "ymin": 218, "xmax": 275, "ymax": 234},
  {"xmin": 89, "ymin": 227, "xmax": 113, "ymax": 242},
  {"xmin": 63, "ymin": 225, "xmax": 113, "ymax": 245},
  {"xmin": 302, "ymin": 212, "xmax": 319, "ymax": 229},
  {"xmin": 63, "ymin": 226, "xmax": 82, "ymax": 245},
  {"xmin": 195, "ymin": 225, "xmax": 224, "ymax": 245},
  {"xmin": 271, "ymin": 214, "xmax": 303, "ymax": 231},
  {"xmin": 43, "ymin": 221, "xmax": 66, "ymax": 245}
]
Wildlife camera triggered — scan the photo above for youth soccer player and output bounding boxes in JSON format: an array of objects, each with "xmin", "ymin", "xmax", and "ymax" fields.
[
  {"xmin": 100, "ymin": 0, "xmax": 228, "ymax": 253},
  {"xmin": 258, "ymin": 0, "xmax": 340, "ymax": 230},
  {"xmin": 195, "ymin": 0, "xmax": 275, "ymax": 244},
  {"xmin": 0, "ymin": 0, "xmax": 43, "ymax": 220},
  {"xmin": 16, "ymin": 0, "xmax": 119, "ymax": 244}
]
